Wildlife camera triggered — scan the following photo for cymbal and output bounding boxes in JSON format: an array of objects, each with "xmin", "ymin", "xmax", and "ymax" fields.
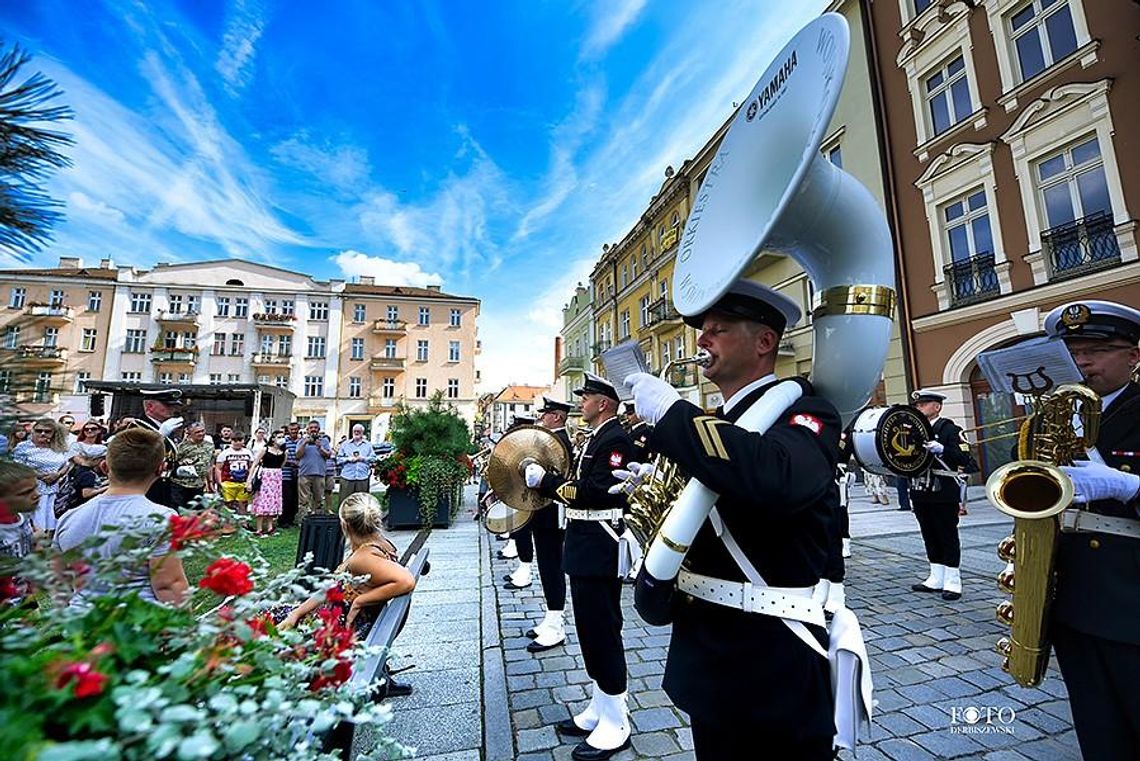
[
  {"xmin": 486, "ymin": 425, "xmax": 571, "ymax": 512},
  {"xmin": 484, "ymin": 499, "xmax": 531, "ymax": 534}
]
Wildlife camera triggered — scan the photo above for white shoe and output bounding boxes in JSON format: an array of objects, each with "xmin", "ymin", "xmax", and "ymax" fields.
[
  {"xmin": 942, "ymin": 566, "xmax": 962, "ymax": 600},
  {"xmin": 559, "ymin": 682, "xmax": 601, "ymax": 734},
  {"xmin": 841, "ymin": 538, "xmax": 851, "ymax": 558},
  {"xmin": 528, "ymin": 616, "xmax": 566, "ymax": 652},
  {"xmin": 913, "ymin": 563, "xmax": 945, "ymax": 592},
  {"xmin": 499, "ymin": 539, "xmax": 518, "ymax": 559},
  {"xmin": 583, "ymin": 690, "xmax": 631, "ymax": 752},
  {"xmin": 505, "ymin": 562, "xmax": 532, "ymax": 588},
  {"xmin": 527, "ymin": 609, "xmax": 562, "ymax": 639},
  {"xmin": 824, "ymin": 581, "xmax": 846, "ymax": 614}
]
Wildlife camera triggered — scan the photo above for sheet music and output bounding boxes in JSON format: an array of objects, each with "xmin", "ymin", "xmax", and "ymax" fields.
[
  {"xmin": 976, "ymin": 337, "xmax": 1083, "ymax": 396},
  {"xmin": 601, "ymin": 340, "xmax": 650, "ymax": 401}
]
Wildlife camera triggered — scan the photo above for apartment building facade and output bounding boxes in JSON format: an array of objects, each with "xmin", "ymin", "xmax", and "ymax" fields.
[
  {"xmin": 0, "ymin": 257, "xmax": 480, "ymax": 438},
  {"xmin": 488, "ymin": 384, "xmax": 549, "ymax": 434},
  {"xmin": 558, "ymin": 283, "xmax": 594, "ymax": 402},
  {"xmin": 866, "ymin": 0, "xmax": 1140, "ymax": 473}
]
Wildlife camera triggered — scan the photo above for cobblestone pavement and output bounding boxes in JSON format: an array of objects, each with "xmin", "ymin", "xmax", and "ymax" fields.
[{"xmin": 490, "ymin": 486, "xmax": 1084, "ymax": 761}]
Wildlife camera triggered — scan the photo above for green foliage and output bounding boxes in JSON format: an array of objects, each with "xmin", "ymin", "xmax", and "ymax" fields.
[
  {"xmin": 384, "ymin": 394, "xmax": 473, "ymax": 526},
  {"xmin": 388, "ymin": 392, "xmax": 472, "ymax": 459}
]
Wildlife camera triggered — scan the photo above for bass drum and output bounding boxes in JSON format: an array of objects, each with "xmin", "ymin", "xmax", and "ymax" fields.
[
  {"xmin": 850, "ymin": 405, "xmax": 934, "ymax": 477},
  {"xmin": 484, "ymin": 499, "xmax": 531, "ymax": 534}
]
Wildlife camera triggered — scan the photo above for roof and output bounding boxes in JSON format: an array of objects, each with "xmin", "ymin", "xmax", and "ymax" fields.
[
  {"xmin": 493, "ymin": 385, "xmax": 548, "ymax": 403},
  {"xmin": 0, "ymin": 267, "xmax": 119, "ymax": 280},
  {"xmin": 83, "ymin": 381, "xmax": 296, "ymax": 400},
  {"xmin": 342, "ymin": 283, "xmax": 479, "ymax": 302}
]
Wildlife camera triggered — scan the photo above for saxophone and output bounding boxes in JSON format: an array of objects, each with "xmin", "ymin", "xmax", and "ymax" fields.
[{"xmin": 989, "ymin": 384, "xmax": 1101, "ymax": 688}]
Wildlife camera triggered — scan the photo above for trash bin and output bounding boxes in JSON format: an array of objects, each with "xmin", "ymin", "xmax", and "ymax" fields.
[{"xmin": 296, "ymin": 513, "xmax": 345, "ymax": 572}]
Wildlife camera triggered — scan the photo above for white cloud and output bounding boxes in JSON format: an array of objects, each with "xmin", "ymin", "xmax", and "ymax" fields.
[
  {"xmin": 581, "ymin": 0, "xmax": 648, "ymax": 60},
  {"xmin": 216, "ymin": 0, "xmax": 265, "ymax": 95},
  {"xmin": 67, "ymin": 192, "xmax": 126, "ymax": 225},
  {"xmin": 332, "ymin": 249, "xmax": 444, "ymax": 288},
  {"xmin": 270, "ymin": 132, "xmax": 372, "ymax": 192}
]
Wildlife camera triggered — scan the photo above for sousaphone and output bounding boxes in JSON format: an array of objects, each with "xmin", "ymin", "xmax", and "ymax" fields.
[{"xmin": 485, "ymin": 425, "xmax": 572, "ymax": 514}]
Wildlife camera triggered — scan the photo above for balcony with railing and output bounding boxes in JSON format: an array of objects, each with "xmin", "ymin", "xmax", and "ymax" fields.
[
  {"xmin": 1042, "ymin": 211, "xmax": 1121, "ymax": 281},
  {"xmin": 944, "ymin": 251, "xmax": 1001, "ymax": 308},
  {"xmin": 155, "ymin": 309, "xmax": 201, "ymax": 328},
  {"xmin": 559, "ymin": 355, "xmax": 588, "ymax": 375},
  {"xmin": 150, "ymin": 345, "xmax": 198, "ymax": 365},
  {"xmin": 368, "ymin": 394, "xmax": 399, "ymax": 412},
  {"xmin": 370, "ymin": 354, "xmax": 406, "ymax": 372},
  {"xmin": 24, "ymin": 304, "xmax": 74, "ymax": 324},
  {"xmin": 16, "ymin": 345, "xmax": 68, "ymax": 366},
  {"xmin": 251, "ymin": 312, "xmax": 296, "ymax": 330},
  {"xmin": 665, "ymin": 362, "xmax": 700, "ymax": 388},
  {"xmin": 591, "ymin": 340, "xmax": 612, "ymax": 358},
  {"xmin": 250, "ymin": 352, "xmax": 292, "ymax": 367},
  {"xmin": 644, "ymin": 297, "xmax": 681, "ymax": 331},
  {"xmin": 371, "ymin": 319, "xmax": 408, "ymax": 335}
]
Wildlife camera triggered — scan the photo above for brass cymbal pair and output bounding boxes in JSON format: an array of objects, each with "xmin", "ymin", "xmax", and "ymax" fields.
[{"xmin": 482, "ymin": 426, "xmax": 571, "ymax": 533}]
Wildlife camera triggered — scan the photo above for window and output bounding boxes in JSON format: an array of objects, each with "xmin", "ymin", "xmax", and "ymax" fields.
[
  {"xmin": 639, "ymin": 296, "xmax": 650, "ymax": 327},
  {"xmin": 0, "ymin": 370, "xmax": 9, "ymax": 392},
  {"xmin": 384, "ymin": 339, "xmax": 397, "ymax": 358},
  {"xmin": 353, "ymin": 304, "xmax": 366, "ymax": 322},
  {"xmin": 278, "ymin": 334, "xmax": 292, "ymax": 356},
  {"xmin": 158, "ymin": 372, "xmax": 173, "ymax": 385},
  {"xmin": 914, "ymin": 0, "xmax": 934, "ymax": 14},
  {"xmin": 382, "ymin": 377, "xmax": 395, "ymax": 398},
  {"xmin": 88, "ymin": 291, "xmax": 102, "ymax": 311},
  {"xmin": 620, "ymin": 264, "xmax": 628, "ymax": 289},
  {"xmin": 259, "ymin": 333, "xmax": 274, "ymax": 354},
  {"xmin": 213, "ymin": 333, "xmax": 227, "ymax": 356},
  {"xmin": 1036, "ymin": 136, "xmax": 1111, "ymax": 230},
  {"xmin": 447, "ymin": 378, "xmax": 459, "ymax": 399},
  {"xmin": 34, "ymin": 372, "xmax": 52, "ymax": 403},
  {"xmin": 187, "ymin": 295, "xmax": 200, "ymax": 314},
  {"xmin": 620, "ymin": 310, "xmax": 630, "ymax": 339},
  {"xmin": 1010, "ymin": 0, "xmax": 1078, "ymax": 82},
  {"xmin": 675, "ymin": 335, "xmax": 684, "ymax": 361},
  {"xmin": 125, "ymin": 329, "xmax": 147, "ymax": 353},
  {"xmin": 264, "ymin": 298, "xmax": 278, "ymax": 315},
  {"xmin": 448, "ymin": 341, "xmax": 460, "ymax": 362},
  {"xmin": 388, "ymin": 305, "xmax": 399, "ymax": 323},
  {"xmin": 209, "ymin": 374, "xmax": 223, "ymax": 385},
  {"xmin": 304, "ymin": 376, "xmax": 324, "ymax": 397},
  {"xmin": 925, "ymin": 56, "xmax": 972, "ymax": 136},
  {"xmin": 449, "ymin": 308, "xmax": 461, "ymax": 327},
  {"xmin": 351, "ymin": 337, "xmax": 364, "ymax": 360},
  {"xmin": 235, "ymin": 297, "xmax": 249, "ymax": 318},
  {"xmin": 182, "ymin": 331, "xmax": 196, "ymax": 350},
  {"xmin": 121, "ymin": 371, "xmax": 142, "ymax": 382},
  {"xmin": 282, "ymin": 300, "xmax": 295, "ymax": 317},
  {"xmin": 43, "ymin": 327, "xmax": 59, "ymax": 347},
  {"xmin": 8, "ymin": 287, "xmax": 26, "ymax": 308},
  {"xmin": 349, "ymin": 377, "xmax": 362, "ymax": 398},
  {"xmin": 275, "ymin": 375, "xmax": 289, "ymax": 388},
  {"xmin": 416, "ymin": 340, "xmax": 429, "ymax": 362},
  {"xmin": 216, "ymin": 296, "xmax": 231, "ymax": 317},
  {"xmin": 81, "ymin": 328, "xmax": 97, "ymax": 352},
  {"xmin": 163, "ymin": 330, "xmax": 178, "ymax": 350},
  {"xmin": 169, "ymin": 294, "xmax": 184, "ymax": 313},
  {"xmin": 74, "ymin": 371, "xmax": 91, "ymax": 393},
  {"xmin": 418, "ymin": 307, "xmax": 430, "ymax": 326},
  {"xmin": 307, "ymin": 336, "xmax": 327, "ymax": 359},
  {"xmin": 227, "ymin": 373, "xmax": 241, "ymax": 383},
  {"xmin": 661, "ymin": 339, "xmax": 672, "ymax": 366},
  {"xmin": 415, "ymin": 378, "xmax": 427, "ymax": 398},
  {"xmin": 49, "ymin": 290, "xmax": 64, "ymax": 308},
  {"xmin": 827, "ymin": 145, "xmax": 843, "ymax": 168},
  {"xmin": 944, "ymin": 190, "xmax": 995, "ymax": 263},
  {"xmin": 230, "ymin": 333, "xmax": 244, "ymax": 356},
  {"xmin": 129, "ymin": 292, "xmax": 152, "ymax": 313},
  {"xmin": 309, "ymin": 301, "xmax": 329, "ymax": 320},
  {"xmin": 641, "ymin": 244, "xmax": 649, "ymax": 269}
]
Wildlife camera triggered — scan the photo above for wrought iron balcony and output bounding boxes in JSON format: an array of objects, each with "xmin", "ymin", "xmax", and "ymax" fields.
[
  {"xmin": 155, "ymin": 309, "xmax": 201, "ymax": 327},
  {"xmin": 1042, "ymin": 211, "xmax": 1120, "ymax": 281},
  {"xmin": 559, "ymin": 355, "xmax": 588, "ymax": 374},
  {"xmin": 251, "ymin": 313, "xmax": 296, "ymax": 329},
  {"xmin": 17, "ymin": 345, "xmax": 68, "ymax": 365},
  {"xmin": 24, "ymin": 304, "xmax": 74, "ymax": 324},
  {"xmin": 371, "ymin": 319, "xmax": 408, "ymax": 334},
  {"xmin": 150, "ymin": 347, "xmax": 198, "ymax": 364},
  {"xmin": 250, "ymin": 352, "xmax": 292, "ymax": 366},
  {"xmin": 944, "ymin": 251, "xmax": 1001, "ymax": 308},
  {"xmin": 644, "ymin": 297, "xmax": 681, "ymax": 330}
]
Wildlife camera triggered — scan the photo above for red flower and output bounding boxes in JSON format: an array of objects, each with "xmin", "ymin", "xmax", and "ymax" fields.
[
  {"xmin": 89, "ymin": 642, "xmax": 115, "ymax": 659},
  {"xmin": 0, "ymin": 576, "xmax": 21, "ymax": 601},
  {"xmin": 309, "ymin": 658, "xmax": 353, "ymax": 691},
  {"xmin": 325, "ymin": 586, "xmax": 345, "ymax": 604},
  {"xmin": 170, "ymin": 510, "xmax": 221, "ymax": 550},
  {"xmin": 54, "ymin": 661, "xmax": 109, "ymax": 699},
  {"xmin": 198, "ymin": 558, "xmax": 255, "ymax": 596},
  {"xmin": 246, "ymin": 613, "xmax": 273, "ymax": 638}
]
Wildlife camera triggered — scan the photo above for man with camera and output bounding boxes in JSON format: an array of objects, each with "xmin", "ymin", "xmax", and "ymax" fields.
[{"xmin": 295, "ymin": 420, "xmax": 332, "ymax": 519}]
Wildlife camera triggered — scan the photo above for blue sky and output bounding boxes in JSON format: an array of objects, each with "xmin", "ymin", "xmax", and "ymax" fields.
[{"xmin": 2, "ymin": 0, "xmax": 825, "ymax": 391}]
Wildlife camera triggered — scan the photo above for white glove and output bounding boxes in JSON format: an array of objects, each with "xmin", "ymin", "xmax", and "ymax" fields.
[
  {"xmin": 609, "ymin": 462, "xmax": 656, "ymax": 495},
  {"xmin": 1062, "ymin": 460, "xmax": 1140, "ymax": 504},
  {"xmin": 159, "ymin": 417, "xmax": 184, "ymax": 437},
  {"xmin": 524, "ymin": 463, "xmax": 546, "ymax": 488},
  {"xmin": 624, "ymin": 372, "xmax": 681, "ymax": 425},
  {"xmin": 174, "ymin": 465, "xmax": 198, "ymax": 479},
  {"xmin": 923, "ymin": 440, "xmax": 945, "ymax": 455}
]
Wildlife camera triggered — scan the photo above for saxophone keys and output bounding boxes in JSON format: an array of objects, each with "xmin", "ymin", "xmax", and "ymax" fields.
[
  {"xmin": 997, "ymin": 535, "xmax": 1016, "ymax": 562},
  {"xmin": 996, "ymin": 601, "xmax": 1015, "ymax": 626},
  {"xmin": 996, "ymin": 637, "xmax": 1012, "ymax": 658},
  {"xmin": 997, "ymin": 564, "xmax": 1015, "ymax": 593}
]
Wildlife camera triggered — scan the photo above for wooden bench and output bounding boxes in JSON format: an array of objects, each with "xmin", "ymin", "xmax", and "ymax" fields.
[{"xmin": 318, "ymin": 542, "xmax": 431, "ymax": 758}]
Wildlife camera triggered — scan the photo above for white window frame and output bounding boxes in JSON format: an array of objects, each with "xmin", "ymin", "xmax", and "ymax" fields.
[
  {"xmin": 234, "ymin": 297, "xmax": 249, "ymax": 318},
  {"xmin": 384, "ymin": 339, "xmax": 397, "ymax": 358},
  {"xmin": 309, "ymin": 301, "xmax": 329, "ymax": 321},
  {"xmin": 418, "ymin": 307, "xmax": 430, "ymax": 326},
  {"xmin": 125, "ymin": 329, "xmax": 147, "ymax": 353},
  {"xmin": 924, "ymin": 55, "xmax": 973, "ymax": 138},
  {"xmin": 447, "ymin": 378, "xmax": 459, "ymax": 399},
  {"xmin": 81, "ymin": 328, "xmax": 97, "ymax": 352},
  {"xmin": 1000, "ymin": 79, "xmax": 1136, "ymax": 284},
  {"xmin": 416, "ymin": 340, "xmax": 429, "ymax": 362},
  {"xmin": 450, "ymin": 308, "xmax": 461, "ymax": 327},
  {"xmin": 129, "ymin": 292, "xmax": 152, "ymax": 313},
  {"xmin": 382, "ymin": 377, "xmax": 395, "ymax": 399},
  {"xmin": 986, "ymin": 0, "xmax": 1096, "ymax": 112},
  {"xmin": 351, "ymin": 337, "xmax": 364, "ymax": 360},
  {"xmin": 213, "ymin": 333, "xmax": 227, "ymax": 356},
  {"xmin": 216, "ymin": 296, "xmax": 230, "ymax": 316},
  {"xmin": 388, "ymin": 305, "xmax": 399, "ymax": 322},
  {"xmin": 349, "ymin": 376, "xmax": 362, "ymax": 398},
  {"xmin": 307, "ymin": 336, "xmax": 327, "ymax": 359},
  {"xmin": 49, "ymin": 289, "xmax": 64, "ymax": 308},
  {"xmin": 415, "ymin": 378, "xmax": 427, "ymax": 398},
  {"xmin": 448, "ymin": 340, "xmax": 460, "ymax": 362},
  {"xmin": 88, "ymin": 291, "xmax": 102, "ymax": 312},
  {"xmin": 230, "ymin": 333, "xmax": 244, "ymax": 356},
  {"xmin": 169, "ymin": 293, "xmax": 184, "ymax": 313},
  {"xmin": 9, "ymin": 287, "xmax": 26, "ymax": 308},
  {"xmin": 43, "ymin": 326, "xmax": 59, "ymax": 347},
  {"xmin": 304, "ymin": 375, "xmax": 323, "ymax": 397},
  {"xmin": 915, "ymin": 142, "xmax": 1013, "ymax": 310},
  {"xmin": 74, "ymin": 371, "xmax": 91, "ymax": 393},
  {"xmin": 353, "ymin": 304, "xmax": 366, "ymax": 323}
]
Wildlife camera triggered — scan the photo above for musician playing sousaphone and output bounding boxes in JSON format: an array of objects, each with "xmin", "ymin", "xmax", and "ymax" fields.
[{"xmin": 1043, "ymin": 299, "xmax": 1140, "ymax": 760}]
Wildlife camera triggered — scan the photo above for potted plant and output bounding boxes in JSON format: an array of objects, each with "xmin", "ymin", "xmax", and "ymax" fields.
[{"xmin": 376, "ymin": 393, "xmax": 472, "ymax": 529}]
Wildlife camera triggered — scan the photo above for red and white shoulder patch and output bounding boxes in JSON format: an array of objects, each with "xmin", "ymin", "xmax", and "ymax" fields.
[
  {"xmin": 609, "ymin": 451, "xmax": 624, "ymax": 467},
  {"xmin": 790, "ymin": 413, "xmax": 823, "ymax": 435}
]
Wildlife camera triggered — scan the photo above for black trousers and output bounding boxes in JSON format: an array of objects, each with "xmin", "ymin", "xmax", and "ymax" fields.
[
  {"xmin": 169, "ymin": 484, "xmax": 203, "ymax": 510},
  {"xmin": 824, "ymin": 503, "xmax": 845, "ymax": 584},
  {"xmin": 533, "ymin": 525, "xmax": 566, "ymax": 610},
  {"xmin": 569, "ymin": 575, "xmax": 626, "ymax": 695},
  {"xmin": 146, "ymin": 477, "xmax": 174, "ymax": 508},
  {"xmin": 913, "ymin": 498, "xmax": 961, "ymax": 566},
  {"xmin": 280, "ymin": 478, "xmax": 298, "ymax": 527},
  {"xmin": 1052, "ymin": 622, "xmax": 1140, "ymax": 760},
  {"xmin": 511, "ymin": 523, "xmax": 535, "ymax": 563},
  {"xmin": 691, "ymin": 717, "xmax": 834, "ymax": 760}
]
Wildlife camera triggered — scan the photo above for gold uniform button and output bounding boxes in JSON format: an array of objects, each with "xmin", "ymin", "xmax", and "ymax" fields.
[
  {"xmin": 1121, "ymin": 465, "xmax": 1132, "ymax": 472},
  {"xmin": 1089, "ymin": 539, "xmax": 1101, "ymax": 550}
]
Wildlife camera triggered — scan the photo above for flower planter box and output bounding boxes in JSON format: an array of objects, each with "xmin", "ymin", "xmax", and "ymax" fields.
[{"xmin": 386, "ymin": 486, "xmax": 452, "ymax": 530}]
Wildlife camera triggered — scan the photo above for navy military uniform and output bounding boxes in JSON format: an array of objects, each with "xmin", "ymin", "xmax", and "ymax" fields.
[
  {"xmin": 908, "ymin": 390, "xmax": 976, "ymax": 600},
  {"xmin": 624, "ymin": 403, "xmax": 654, "ymax": 460},
  {"xmin": 121, "ymin": 388, "xmax": 185, "ymax": 507},
  {"xmin": 1044, "ymin": 300, "xmax": 1140, "ymax": 760}
]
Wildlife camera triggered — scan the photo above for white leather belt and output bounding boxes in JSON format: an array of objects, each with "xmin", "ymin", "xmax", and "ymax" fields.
[
  {"xmin": 677, "ymin": 569, "xmax": 825, "ymax": 628},
  {"xmin": 565, "ymin": 508, "xmax": 623, "ymax": 522},
  {"xmin": 1060, "ymin": 510, "xmax": 1140, "ymax": 540}
]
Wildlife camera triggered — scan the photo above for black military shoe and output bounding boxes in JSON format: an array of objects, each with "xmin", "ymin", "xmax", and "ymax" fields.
[
  {"xmin": 571, "ymin": 738, "xmax": 631, "ymax": 760},
  {"xmin": 555, "ymin": 719, "xmax": 590, "ymax": 737},
  {"xmin": 503, "ymin": 580, "xmax": 531, "ymax": 590},
  {"xmin": 911, "ymin": 582, "xmax": 939, "ymax": 593},
  {"xmin": 384, "ymin": 678, "xmax": 413, "ymax": 697},
  {"xmin": 525, "ymin": 628, "xmax": 540, "ymax": 638},
  {"xmin": 526, "ymin": 637, "xmax": 565, "ymax": 653},
  {"xmin": 941, "ymin": 590, "xmax": 962, "ymax": 601}
]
